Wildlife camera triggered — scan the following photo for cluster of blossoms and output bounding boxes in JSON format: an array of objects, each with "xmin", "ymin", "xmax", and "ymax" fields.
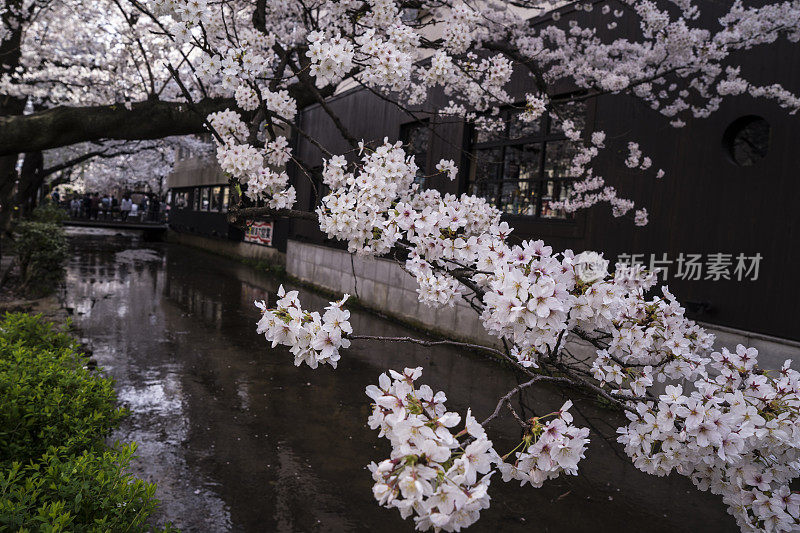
[
  {"xmin": 265, "ymin": 136, "xmax": 291, "ymax": 167},
  {"xmin": 435, "ymin": 159, "xmax": 458, "ymax": 181},
  {"xmin": 479, "ymin": 240, "xmax": 574, "ymax": 366},
  {"xmin": 366, "ymin": 367, "xmax": 498, "ymax": 531},
  {"xmin": 306, "ymin": 31, "xmax": 355, "ymax": 88},
  {"xmin": 255, "ymin": 286, "xmax": 351, "ymax": 369},
  {"xmin": 519, "ymin": 93, "xmax": 548, "ymax": 123},
  {"xmin": 355, "ymin": 27, "xmax": 418, "ymax": 92},
  {"xmin": 619, "ymin": 346, "xmax": 800, "ymax": 532},
  {"xmin": 263, "ymin": 89, "xmax": 297, "ymax": 121},
  {"xmin": 234, "ymin": 85, "xmax": 259, "ymax": 111},
  {"xmin": 245, "ymin": 168, "xmax": 294, "ymax": 206},
  {"xmin": 499, "ymin": 400, "xmax": 590, "ymax": 487},
  {"xmin": 316, "ymin": 140, "xmax": 419, "ymax": 255},
  {"xmin": 548, "ymin": 125, "xmax": 659, "ymax": 225},
  {"xmin": 207, "ymin": 109, "xmax": 296, "ymax": 208},
  {"xmin": 208, "ymin": 110, "xmax": 249, "ymax": 143},
  {"xmin": 625, "ymin": 142, "xmax": 652, "ymax": 170},
  {"xmin": 306, "ymin": 13, "xmax": 420, "ymax": 93}
]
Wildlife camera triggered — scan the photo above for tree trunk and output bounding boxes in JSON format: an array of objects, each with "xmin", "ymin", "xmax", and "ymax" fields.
[
  {"xmin": 17, "ymin": 151, "xmax": 44, "ymax": 217},
  {"xmin": 0, "ymin": 94, "xmax": 27, "ymax": 233},
  {"xmin": 0, "ymin": 5, "xmax": 31, "ymax": 261}
]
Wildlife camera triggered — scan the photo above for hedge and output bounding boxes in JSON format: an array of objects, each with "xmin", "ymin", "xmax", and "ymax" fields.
[{"xmin": 0, "ymin": 313, "xmax": 173, "ymax": 532}]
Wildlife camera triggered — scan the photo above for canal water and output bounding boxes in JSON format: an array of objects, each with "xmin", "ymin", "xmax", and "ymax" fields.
[{"xmin": 62, "ymin": 228, "xmax": 736, "ymax": 532}]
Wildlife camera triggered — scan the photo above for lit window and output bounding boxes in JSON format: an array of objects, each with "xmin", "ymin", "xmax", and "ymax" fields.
[
  {"xmin": 210, "ymin": 186, "xmax": 222, "ymax": 211},
  {"xmin": 173, "ymin": 191, "xmax": 188, "ymax": 209},
  {"xmin": 468, "ymin": 101, "xmax": 586, "ymax": 219},
  {"xmin": 200, "ymin": 188, "xmax": 210, "ymax": 211},
  {"xmin": 221, "ymin": 187, "xmax": 230, "ymax": 212}
]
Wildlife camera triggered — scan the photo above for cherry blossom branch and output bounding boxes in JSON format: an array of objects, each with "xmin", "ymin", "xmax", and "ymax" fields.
[
  {"xmin": 165, "ymin": 64, "xmax": 225, "ymax": 145},
  {"xmin": 350, "ymin": 334, "xmax": 507, "ymax": 359},
  {"xmin": 481, "ymin": 374, "xmax": 573, "ymax": 427},
  {"xmin": 551, "ymin": 362, "xmax": 643, "ymax": 413}
]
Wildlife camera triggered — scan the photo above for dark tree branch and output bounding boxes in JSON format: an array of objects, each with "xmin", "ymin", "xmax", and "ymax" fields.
[
  {"xmin": 0, "ymin": 69, "xmax": 332, "ymax": 157},
  {"xmin": 0, "ymin": 98, "xmax": 234, "ymax": 156},
  {"xmin": 481, "ymin": 375, "xmax": 574, "ymax": 427},
  {"xmin": 226, "ymin": 205, "xmax": 318, "ymax": 224},
  {"xmin": 350, "ymin": 334, "xmax": 508, "ymax": 359},
  {"xmin": 40, "ymin": 145, "xmax": 144, "ymax": 178}
]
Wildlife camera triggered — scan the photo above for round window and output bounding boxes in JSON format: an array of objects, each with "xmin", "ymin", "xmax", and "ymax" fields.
[{"xmin": 723, "ymin": 115, "xmax": 770, "ymax": 167}]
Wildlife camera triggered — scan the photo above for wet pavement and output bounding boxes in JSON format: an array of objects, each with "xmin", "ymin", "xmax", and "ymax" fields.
[{"xmin": 62, "ymin": 228, "xmax": 737, "ymax": 532}]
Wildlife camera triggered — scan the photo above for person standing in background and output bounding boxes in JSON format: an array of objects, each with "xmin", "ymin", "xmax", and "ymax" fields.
[
  {"xmin": 70, "ymin": 197, "xmax": 80, "ymax": 218},
  {"xmin": 82, "ymin": 193, "xmax": 91, "ymax": 219},
  {"xmin": 149, "ymin": 196, "xmax": 160, "ymax": 222},
  {"xmin": 90, "ymin": 193, "xmax": 100, "ymax": 220},
  {"xmin": 100, "ymin": 194, "xmax": 111, "ymax": 220},
  {"xmin": 120, "ymin": 195, "xmax": 132, "ymax": 221}
]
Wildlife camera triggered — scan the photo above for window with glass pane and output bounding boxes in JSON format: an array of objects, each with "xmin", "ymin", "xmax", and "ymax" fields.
[
  {"xmin": 193, "ymin": 188, "xmax": 200, "ymax": 210},
  {"xmin": 210, "ymin": 186, "xmax": 222, "ymax": 211},
  {"xmin": 200, "ymin": 188, "xmax": 210, "ymax": 211},
  {"xmin": 469, "ymin": 101, "xmax": 586, "ymax": 219},
  {"xmin": 173, "ymin": 191, "xmax": 188, "ymax": 209},
  {"xmin": 221, "ymin": 187, "xmax": 230, "ymax": 212},
  {"xmin": 400, "ymin": 120, "xmax": 430, "ymax": 186}
]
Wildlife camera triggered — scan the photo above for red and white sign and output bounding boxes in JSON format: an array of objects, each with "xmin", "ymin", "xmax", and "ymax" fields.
[{"xmin": 244, "ymin": 220, "xmax": 273, "ymax": 246}]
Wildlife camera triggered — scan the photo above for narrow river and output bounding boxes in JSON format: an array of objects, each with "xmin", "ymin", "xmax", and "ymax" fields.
[{"xmin": 62, "ymin": 228, "xmax": 735, "ymax": 532}]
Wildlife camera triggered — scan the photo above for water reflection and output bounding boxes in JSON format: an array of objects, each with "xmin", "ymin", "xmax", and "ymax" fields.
[{"xmin": 62, "ymin": 228, "xmax": 736, "ymax": 532}]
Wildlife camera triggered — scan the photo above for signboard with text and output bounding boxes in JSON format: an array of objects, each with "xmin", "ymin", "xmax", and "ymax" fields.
[{"xmin": 244, "ymin": 220, "xmax": 273, "ymax": 246}]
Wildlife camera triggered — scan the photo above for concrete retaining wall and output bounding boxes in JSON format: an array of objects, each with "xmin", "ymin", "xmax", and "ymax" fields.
[
  {"xmin": 701, "ymin": 322, "xmax": 800, "ymax": 370},
  {"xmin": 286, "ymin": 240, "xmax": 495, "ymax": 345},
  {"xmin": 167, "ymin": 231, "xmax": 285, "ymax": 265}
]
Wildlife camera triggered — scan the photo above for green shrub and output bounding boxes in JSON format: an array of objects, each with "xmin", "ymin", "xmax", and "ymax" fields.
[
  {"xmin": 0, "ymin": 312, "xmax": 77, "ymax": 352},
  {"xmin": 0, "ymin": 444, "xmax": 171, "ymax": 533},
  {"xmin": 13, "ymin": 221, "xmax": 68, "ymax": 296},
  {"xmin": 31, "ymin": 203, "xmax": 68, "ymax": 225},
  {"xmin": 0, "ymin": 313, "xmax": 172, "ymax": 531},
  {"xmin": 0, "ymin": 314, "xmax": 125, "ymax": 469}
]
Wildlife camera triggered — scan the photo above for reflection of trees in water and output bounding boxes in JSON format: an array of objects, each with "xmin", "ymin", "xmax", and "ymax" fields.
[{"xmin": 66, "ymin": 230, "xmax": 232, "ymax": 531}]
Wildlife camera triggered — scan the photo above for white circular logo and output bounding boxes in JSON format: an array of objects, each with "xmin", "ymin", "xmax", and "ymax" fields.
[{"xmin": 574, "ymin": 251, "xmax": 609, "ymax": 283}]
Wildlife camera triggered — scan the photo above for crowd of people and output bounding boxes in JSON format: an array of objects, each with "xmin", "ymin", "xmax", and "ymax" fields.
[{"xmin": 62, "ymin": 192, "xmax": 164, "ymax": 223}]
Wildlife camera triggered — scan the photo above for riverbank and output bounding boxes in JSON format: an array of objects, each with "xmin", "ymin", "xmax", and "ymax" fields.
[
  {"xmin": 0, "ymin": 229, "xmax": 177, "ymax": 531},
  {"xmin": 0, "ymin": 251, "xmax": 69, "ymax": 325},
  {"xmin": 0, "ymin": 293, "xmax": 68, "ymax": 323},
  {"xmin": 166, "ymin": 231, "xmax": 517, "ymax": 354}
]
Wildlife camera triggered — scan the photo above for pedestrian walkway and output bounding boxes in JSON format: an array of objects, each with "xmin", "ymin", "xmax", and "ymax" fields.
[{"xmin": 64, "ymin": 219, "xmax": 168, "ymax": 231}]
